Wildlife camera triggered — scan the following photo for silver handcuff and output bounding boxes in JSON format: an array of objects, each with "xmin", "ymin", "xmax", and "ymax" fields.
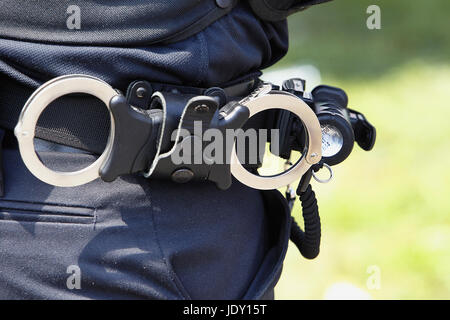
[{"xmin": 14, "ymin": 74, "xmax": 331, "ymax": 190}]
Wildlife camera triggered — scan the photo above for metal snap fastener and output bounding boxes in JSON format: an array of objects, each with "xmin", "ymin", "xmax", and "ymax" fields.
[
  {"xmin": 215, "ymin": 0, "xmax": 233, "ymax": 9},
  {"xmin": 195, "ymin": 104, "xmax": 210, "ymax": 113},
  {"xmin": 171, "ymin": 169, "xmax": 194, "ymax": 183},
  {"xmin": 136, "ymin": 87, "xmax": 147, "ymax": 98}
]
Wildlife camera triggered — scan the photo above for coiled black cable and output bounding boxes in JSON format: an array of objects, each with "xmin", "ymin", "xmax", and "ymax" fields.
[{"xmin": 290, "ymin": 184, "xmax": 321, "ymax": 260}]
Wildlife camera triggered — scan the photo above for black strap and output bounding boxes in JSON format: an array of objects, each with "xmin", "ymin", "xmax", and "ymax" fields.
[
  {"xmin": 0, "ymin": 73, "xmax": 261, "ymax": 155},
  {"xmin": 0, "ymin": 77, "xmax": 112, "ymax": 154}
]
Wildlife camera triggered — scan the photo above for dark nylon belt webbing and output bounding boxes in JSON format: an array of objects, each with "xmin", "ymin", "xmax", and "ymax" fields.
[{"xmin": 0, "ymin": 74, "xmax": 269, "ymax": 155}]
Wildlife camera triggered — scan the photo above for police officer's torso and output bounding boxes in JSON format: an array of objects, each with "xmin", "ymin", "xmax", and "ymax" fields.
[{"xmin": 0, "ymin": 0, "xmax": 238, "ymax": 46}]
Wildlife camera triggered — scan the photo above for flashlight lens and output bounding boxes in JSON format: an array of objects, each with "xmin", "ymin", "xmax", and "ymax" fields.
[{"xmin": 321, "ymin": 124, "xmax": 343, "ymax": 157}]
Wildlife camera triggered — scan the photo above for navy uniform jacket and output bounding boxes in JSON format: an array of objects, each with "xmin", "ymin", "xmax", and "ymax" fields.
[{"xmin": 0, "ymin": 0, "xmax": 323, "ymax": 299}]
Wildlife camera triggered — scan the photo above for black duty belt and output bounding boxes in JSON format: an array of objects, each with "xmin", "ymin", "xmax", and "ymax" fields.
[
  {"xmin": 0, "ymin": 73, "xmax": 376, "ymax": 261},
  {"xmin": 0, "ymin": 73, "xmax": 262, "ymax": 155},
  {"xmin": 11, "ymin": 74, "xmax": 325, "ymax": 190}
]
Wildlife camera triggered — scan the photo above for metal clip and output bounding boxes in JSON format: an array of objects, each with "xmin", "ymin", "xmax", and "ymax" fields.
[{"xmin": 312, "ymin": 163, "xmax": 334, "ymax": 184}]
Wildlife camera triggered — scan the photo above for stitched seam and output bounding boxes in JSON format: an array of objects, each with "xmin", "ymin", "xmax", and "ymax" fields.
[
  {"xmin": 0, "ymin": 206, "xmax": 93, "ymax": 218},
  {"xmin": 195, "ymin": 31, "xmax": 209, "ymax": 87},
  {"xmin": 0, "ymin": 217, "xmax": 94, "ymax": 225},
  {"xmin": 93, "ymin": 208, "xmax": 98, "ymax": 231},
  {"xmin": 0, "ymin": 198, "xmax": 95, "ymax": 210},
  {"xmin": 162, "ymin": 6, "xmax": 219, "ymax": 44}
]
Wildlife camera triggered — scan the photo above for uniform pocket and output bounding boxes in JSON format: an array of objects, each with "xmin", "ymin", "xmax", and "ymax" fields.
[{"xmin": 0, "ymin": 199, "xmax": 95, "ymax": 225}]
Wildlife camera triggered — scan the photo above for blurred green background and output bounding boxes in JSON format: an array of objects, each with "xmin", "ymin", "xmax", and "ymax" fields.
[{"xmin": 267, "ymin": 0, "xmax": 450, "ymax": 299}]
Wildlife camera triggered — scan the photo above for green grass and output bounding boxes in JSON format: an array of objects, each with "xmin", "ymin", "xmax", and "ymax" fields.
[
  {"xmin": 278, "ymin": 0, "xmax": 450, "ymax": 80},
  {"xmin": 268, "ymin": 1, "xmax": 450, "ymax": 299}
]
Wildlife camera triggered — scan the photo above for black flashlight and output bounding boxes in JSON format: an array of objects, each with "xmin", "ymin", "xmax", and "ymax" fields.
[
  {"xmin": 312, "ymin": 85, "xmax": 355, "ymax": 166},
  {"xmin": 312, "ymin": 85, "xmax": 376, "ymax": 166},
  {"xmin": 276, "ymin": 80, "xmax": 376, "ymax": 166}
]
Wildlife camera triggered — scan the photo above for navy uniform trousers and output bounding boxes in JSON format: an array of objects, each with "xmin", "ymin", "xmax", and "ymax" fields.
[{"xmin": 0, "ymin": 3, "xmax": 291, "ymax": 299}]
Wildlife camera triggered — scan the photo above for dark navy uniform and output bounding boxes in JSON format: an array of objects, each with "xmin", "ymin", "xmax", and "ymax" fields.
[{"xmin": 0, "ymin": 0, "xmax": 329, "ymax": 299}]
